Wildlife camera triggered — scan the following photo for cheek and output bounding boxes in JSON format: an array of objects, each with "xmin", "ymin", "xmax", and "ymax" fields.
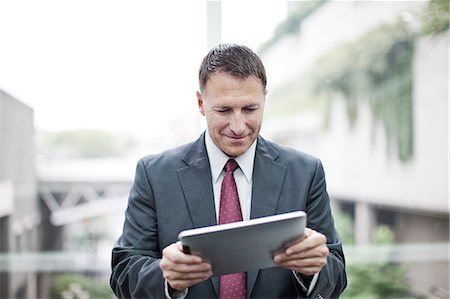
[
  {"xmin": 247, "ymin": 115, "xmax": 263, "ymax": 129},
  {"xmin": 207, "ymin": 114, "xmax": 228, "ymax": 130}
]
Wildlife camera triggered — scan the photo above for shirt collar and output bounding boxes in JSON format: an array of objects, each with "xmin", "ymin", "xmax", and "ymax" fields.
[{"xmin": 205, "ymin": 130, "xmax": 257, "ymax": 184}]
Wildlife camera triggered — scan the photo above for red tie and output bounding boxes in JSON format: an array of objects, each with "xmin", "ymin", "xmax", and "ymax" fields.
[{"xmin": 219, "ymin": 159, "xmax": 246, "ymax": 299}]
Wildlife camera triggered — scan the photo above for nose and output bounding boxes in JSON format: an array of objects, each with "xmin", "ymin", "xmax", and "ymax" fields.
[{"xmin": 229, "ymin": 112, "xmax": 246, "ymax": 136}]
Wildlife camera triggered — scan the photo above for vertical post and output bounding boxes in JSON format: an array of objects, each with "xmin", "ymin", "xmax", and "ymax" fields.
[
  {"xmin": 197, "ymin": 1, "xmax": 222, "ymax": 135},
  {"xmin": 330, "ymin": 197, "xmax": 341, "ymax": 217},
  {"xmin": 207, "ymin": 1, "xmax": 221, "ymax": 50},
  {"xmin": 27, "ymin": 272, "xmax": 37, "ymax": 299},
  {"xmin": 355, "ymin": 201, "xmax": 375, "ymax": 245}
]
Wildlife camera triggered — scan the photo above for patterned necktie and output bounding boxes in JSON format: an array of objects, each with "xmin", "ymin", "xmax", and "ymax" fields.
[{"xmin": 219, "ymin": 159, "xmax": 246, "ymax": 299}]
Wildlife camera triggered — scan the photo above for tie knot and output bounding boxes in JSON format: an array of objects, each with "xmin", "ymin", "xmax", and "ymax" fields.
[{"xmin": 225, "ymin": 159, "xmax": 239, "ymax": 173}]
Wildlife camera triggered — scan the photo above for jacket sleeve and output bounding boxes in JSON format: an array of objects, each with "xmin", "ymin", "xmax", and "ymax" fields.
[
  {"xmin": 304, "ymin": 159, "xmax": 347, "ymax": 299},
  {"xmin": 110, "ymin": 159, "xmax": 167, "ymax": 299}
]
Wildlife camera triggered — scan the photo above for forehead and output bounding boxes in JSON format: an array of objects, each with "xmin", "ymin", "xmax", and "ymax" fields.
[{"xmin": 203, "ymin": 72, "xmax": 266, "ymax": 98}]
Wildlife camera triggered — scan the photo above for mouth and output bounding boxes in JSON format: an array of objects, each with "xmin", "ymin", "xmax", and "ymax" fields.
[{"xmin": 225, "ymin": 135, "xmax": 246, "ymax": 141}]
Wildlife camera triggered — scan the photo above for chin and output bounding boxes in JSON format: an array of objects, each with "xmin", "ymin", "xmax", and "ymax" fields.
[{"xmin": 224, "ymin": 146, "xmax": 247, "ymax": 157}]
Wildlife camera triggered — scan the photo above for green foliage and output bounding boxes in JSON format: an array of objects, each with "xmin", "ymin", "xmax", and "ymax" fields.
[
  {"xmin": 344, "ymin": 263, "xmax": 416, "ymax": 299},
  {"xmin": 38, "ymin": 129, "xmax": 135, "ymax": 158},
  {"xmin": 313, "ymin": 20, "xmax": 415, "ymax": 162},
  {"xmin": 422, "ymin": 0, "xmax": 449, "ymax": 35},
  {"xmin": 373, "ymin": 224, "xmax": 395, "ymax": 245},
  {"xmin": 268, "ymin": 20, "xmax": 416, "ymax": 162},
  {"xmin": 334, "ymin": 213, "xmax": 420, "ymax": 299},
  {"xmin": 333, "ymin": 212, "xmax": 355, "ymax": 245},
  {"xmin": 50, "ymin": 274, "xmax": 114, "ymax": 299}
]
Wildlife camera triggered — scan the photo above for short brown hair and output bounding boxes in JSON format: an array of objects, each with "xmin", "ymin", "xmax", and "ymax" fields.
[{"xmin": 198, "ymin": 43, "xmax": 267, "ymax": 92}]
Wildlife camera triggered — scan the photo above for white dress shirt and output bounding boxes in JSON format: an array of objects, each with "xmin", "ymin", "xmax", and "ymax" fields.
[{"xmin": 204, "ymin": 131, "xmax": 255, "ymax": 222}]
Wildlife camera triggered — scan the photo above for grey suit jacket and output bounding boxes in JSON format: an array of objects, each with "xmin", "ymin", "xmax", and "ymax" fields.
[{"xmin": 111, "ymin": 133, "xmax": 346, "ymax": 299}]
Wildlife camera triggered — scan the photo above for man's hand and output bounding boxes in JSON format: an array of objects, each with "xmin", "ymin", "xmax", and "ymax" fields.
[
  {"xmin": 273, "ymin": 228, "xmax": 329, "ymax": 276},
  {"xmin": 160, "ymin": 241, "xmax": 213, "ymax": 291}
]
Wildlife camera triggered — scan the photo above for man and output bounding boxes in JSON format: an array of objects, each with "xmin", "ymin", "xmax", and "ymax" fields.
[{"xmin": 111, "ymin": 44, "xmax": 346, "ymax": 299}]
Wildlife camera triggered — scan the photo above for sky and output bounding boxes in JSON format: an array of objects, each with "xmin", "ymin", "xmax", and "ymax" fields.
[{"xmin": 0, "ymin": 0, "xmax": 287, "ymax": 139}]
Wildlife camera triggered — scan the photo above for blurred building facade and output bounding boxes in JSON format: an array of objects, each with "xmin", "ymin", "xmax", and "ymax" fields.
[
  {"xmin": 0, "ymin": 89, "xmax": 130, "ymax": 297},
  {"xmin": 260, "ymin": 1, "xmax": 449, "ymax": 297},
  {"xmin": 0, "ymin": 89, "xmax": 39, "ymax": 298}
]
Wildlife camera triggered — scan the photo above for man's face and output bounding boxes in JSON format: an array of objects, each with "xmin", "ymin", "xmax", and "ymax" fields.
[{"xmin": 197, "ymin": 72, "xmax": 266, "ymax": 157}]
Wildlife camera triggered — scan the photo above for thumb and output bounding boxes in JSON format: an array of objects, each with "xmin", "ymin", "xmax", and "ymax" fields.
[{"xmin": 304, "ymin": 227, "xmax": 313, "ymax": 238}]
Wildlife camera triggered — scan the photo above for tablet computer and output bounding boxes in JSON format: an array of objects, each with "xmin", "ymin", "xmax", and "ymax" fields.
[{"xmin": 178, "ymin": 211, "xmax": 306, "ymax": 276}]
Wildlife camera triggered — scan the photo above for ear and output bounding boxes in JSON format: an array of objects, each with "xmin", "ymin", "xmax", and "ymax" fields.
[{"xmin": 196, "ymin": 91, "xmax": 205, "ymax": 116}]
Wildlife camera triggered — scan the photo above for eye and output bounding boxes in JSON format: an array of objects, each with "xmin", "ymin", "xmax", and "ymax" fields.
[
  {"xmin": 215, "ymin": 107, "xmax": 231, "ymax": 113},
  {"xmin": 243, "ymin": 106, "xmax": 258, "ymax": 113}
]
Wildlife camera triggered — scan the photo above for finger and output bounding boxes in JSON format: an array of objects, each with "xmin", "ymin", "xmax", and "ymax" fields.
[
  {"xmin": 276, "ymin": 256, "xmax": 327, "ymax": 268},
  {"xmin": 160, "ymin": 256, "xmax": 211, "ymax": 275},
  {"xmin": 163, "ymin": 266, "xmax": 212, "ymax": 282},
  {"xmin": 160, "ymin": 246, "xmax": 210, "ymax": 278},
  {"xmin": 163, "ymin": 243, "xmax": 203, "ymax": 264},
  {"xmin": 170, "ymin": 262, "xmax": 212, "ymax": 274},
  {"xmin": 164, "ymin": 264, "xmax": 212, "ymax": 289},
  {"xmin": 276, "ymin": 257, "xmax": 327, "ymax": 275},
  {"xmin": 304, "ymin": 227, "xmax": 313, "ymax": 237},
  {"xmin": 278, "ymin": 245, "xmax": 329, "ymax": 262},
  {"xmin": 274, "ymin": 244, "xmax": 329, "ymax": 267},
  {"xmin": 167, "ymin": 250, "xmax": 203, "ymax": 264},
  {"xmin": 285, "ymin": 231, "xmax": 327, "ymax": 255},
  {"xmin": 176, "ymin": 241, "xmax": 183, "ymax": 250}
]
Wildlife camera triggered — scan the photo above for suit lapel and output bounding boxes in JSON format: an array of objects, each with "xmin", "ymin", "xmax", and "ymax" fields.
[
  {"xmin": 177, "ymin": 133, "xmax": 217, "ymax": 229},
  {"xmin": 177, "ymin": 133, "xmax": 219, "ymax": 296},
  {"xmin": 250, "ymin": 137, "xmax": 286, "ymax": 219},
  {"xmin": 247, "ymin": 137, "xmax": 287, "ymax": 297}
]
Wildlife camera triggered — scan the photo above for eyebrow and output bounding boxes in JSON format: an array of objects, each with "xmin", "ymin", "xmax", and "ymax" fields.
[
  {"xmin": 213, "ymin": 103, "xmax": 260, "ymax": 109},
  {"xmin": 242, "ymin": 103, "xmax": 261, "ymax": 109}
]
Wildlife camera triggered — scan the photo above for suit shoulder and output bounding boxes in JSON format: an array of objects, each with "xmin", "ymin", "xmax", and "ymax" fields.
[
  {"xmin": 264, "ymin": 138, "xmax": 320, "ymax": 165},
  {"xmin": 138, "ymin": 141, "xmax": 193, "ymax": 168}
]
